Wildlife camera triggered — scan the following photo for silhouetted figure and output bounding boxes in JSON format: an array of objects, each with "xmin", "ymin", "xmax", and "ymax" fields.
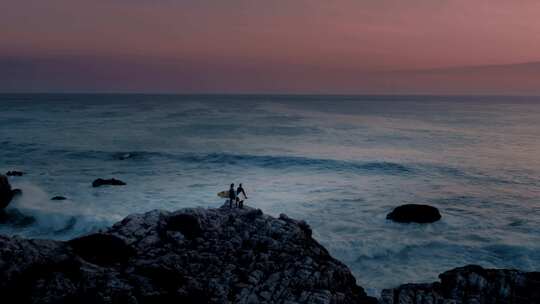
[
  {"xmin": 236, "ymin": 183, "xmax": 247, "ymax": 209},
  {"xmin": 228, "ymin": 183, "xmax": 236, "ymax": 208}
]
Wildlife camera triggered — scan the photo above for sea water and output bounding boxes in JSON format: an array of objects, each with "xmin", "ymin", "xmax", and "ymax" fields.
[{"xmin": 1, "ymin": 94, "xmax": 539, "ymax": 295}]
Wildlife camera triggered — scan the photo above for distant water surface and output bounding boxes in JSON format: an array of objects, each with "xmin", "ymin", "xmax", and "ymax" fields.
[{"xmin": 1, "ymin": 94, "xmax": 540, "ymax": 295}]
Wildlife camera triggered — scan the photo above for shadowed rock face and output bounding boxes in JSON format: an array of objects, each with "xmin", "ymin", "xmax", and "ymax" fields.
[
  {"xmin": 386, "ymin": 204, "xmax": 441, "ymax": 223},
  {"xmin": 0, "ymin": 205, "xmax": 377, "ymax": 304},
  {"xmin": 68, "ymin": 233, "xmax": 136, "ymax": 265},
  {"xmin": 380, "ymin": 265, "xmax": 540, "ymax": 304}
]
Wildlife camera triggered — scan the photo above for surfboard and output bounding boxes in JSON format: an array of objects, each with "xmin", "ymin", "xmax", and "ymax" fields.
[
  {"xmin": 218, "ymin": 190, "xmax": 247, "ymax": 201},
  {"xmin": 237, "ymin": 192, "xmax": 247, "ymax": 201},
  {"xmin": 217, "ymin": 190, "xmax": 229, "ymax": 198}
]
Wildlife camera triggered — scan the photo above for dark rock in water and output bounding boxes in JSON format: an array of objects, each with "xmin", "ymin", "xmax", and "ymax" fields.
[
  {"xmin": 92, "ymin": 178, "xmax": 126, "ymax": 187},
  {"xmin": 6, "ymin": 171, "xmax": 24, "ymax": 176},
  {"xmin": 387, "ymin": 204, "xmax": 441, "ymax": 223},
  {"xmin": 0, "ymin": 204, "xmax": 377, "ymax": 304},
  {"xmin": 51, "ymin": 196, "xmax": 67, "ymax": 200},
  {"xmin": 0, "ymin": 175, "xmax": 12, "ymax": 208},
  {"xmin": 0, "ymin": 174, "xmax": 22, "ymax": 209},
  {"xmin": 113, "ymin": 152, "xmax": 135, "ymax": 160},
  {"xmin": 380, "ymin": 265, "xmax": 540, "ymax": 304}
]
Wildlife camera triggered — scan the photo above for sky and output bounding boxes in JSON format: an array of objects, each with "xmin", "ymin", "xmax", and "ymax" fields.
[{"xmin": 1, "ymin": 0, "xmax": 540, "ymax": 94}]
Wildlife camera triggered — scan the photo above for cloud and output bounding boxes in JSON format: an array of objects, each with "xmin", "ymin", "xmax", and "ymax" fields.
[{"xmin": 1, "ymin": 54, "xmax": 539, "ymax": 94}]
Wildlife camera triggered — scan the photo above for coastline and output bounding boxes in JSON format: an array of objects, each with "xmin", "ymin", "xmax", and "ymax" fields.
[{"xmin": 1, "ymin": 203, "xmax": 538, "ymax": 303}]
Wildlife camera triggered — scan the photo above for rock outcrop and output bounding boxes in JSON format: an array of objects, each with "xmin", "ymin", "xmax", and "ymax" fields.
[
  {"xmin": 51, "ymin": 196, "xmax": 67, "ymax": 200},
  {"xmin": 0, "ymin": 174, "xmax": 22, "ymax": 209},
  {"xmin": 0, "ymin": 204, "xmax": 377, "ymax": 304},
  {"xmin": 6, "ymin": 171, "xmax": 24, "ymax": 176},
  {"xmin": 386, "ymin": 204, "xmax": 441, "ymax": 223},
  {"xmin": 380, "ymin": 265, "xmax": 540, "ymax": 304},
  {"xmin": 92, "ymin": 178, "xmax": 126, "ymax": 187}
]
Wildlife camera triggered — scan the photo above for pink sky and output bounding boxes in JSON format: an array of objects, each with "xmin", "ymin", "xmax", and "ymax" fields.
[{"xmin": 1, "ymin": 0, "xmax": 540, "ymax": 93}]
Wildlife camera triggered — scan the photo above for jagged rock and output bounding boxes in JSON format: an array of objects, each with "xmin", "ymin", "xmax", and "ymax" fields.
[
  {"xmin": 387, "ymin": 204, "xmax": 441, "ymax": 223},
  {"xmin": 380, "ymin": 265, "xmax": 540, "ymax": 304},
  {"xmin": 92, "ymin": 178, "xmax": 126, "ymax": 187},
  {"xmin": 0, "ymin": 204, "xmax": 377, "ymax": 304},
  {"xmin": 51, "ymin": 196, "xmax": 67, "ymax": 200},
  {"xmin": 6, "ymin": 171, "xmax": 24, "ymax": 176},
  {"xmin": 0, "ymin": 174, "xmax": 22, "ymax": 209}
]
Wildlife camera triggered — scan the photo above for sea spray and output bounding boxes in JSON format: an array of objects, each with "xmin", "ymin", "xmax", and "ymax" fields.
[{"xmin": 3, "ymin": 182, "xmax": 110, "ymax": 239}]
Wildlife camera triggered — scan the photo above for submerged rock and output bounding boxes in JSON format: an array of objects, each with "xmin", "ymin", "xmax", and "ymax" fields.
[
  {"xmin": 51, "ymin": 196, "xmax": 67, "ymax": 200},
  {"xmin": 0, "ymin": 204, "xmax": 377, "ymax": 304},
  {"xmin": 380, "ymin": 264, "xmax": 540, "ymax": 304},
  {"xmin": 0, "ymin": 174, "xmax": 22, "ymax": 209},
  {"xmin": 386, "ymin": 204, "xmax": 441, "ymax": 223},
  {"xmin": 92, "ymin": 178, "xmax": 126, "ymax": 187},
  {"xmin": 113, "ymin": 152, "xmax": 135, "ymax": 160},
  {"xmin": 6, "ymin": 171, "xmax": 24, "ymax": 176}
]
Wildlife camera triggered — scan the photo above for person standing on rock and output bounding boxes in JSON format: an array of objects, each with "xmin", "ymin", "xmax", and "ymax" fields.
[
  {"xmin": 228, "ymin": 183, "xmax": 236, "ymax": 208},
  {"xmin": 236, "ymin": 183, "xmax": 247, "ymax": 209}
]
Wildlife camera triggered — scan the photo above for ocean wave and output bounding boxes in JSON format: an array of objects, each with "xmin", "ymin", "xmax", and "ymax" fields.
[
  {"xmin": 0, "ymin": 183, "xmax": 113, "ymax": 239},
  {"xmin": 352, "ymin": 241, "xmax": 454, "ymax": 261},
  {"xmin": 7, "ymin": 143, "xmax": 538, "ymax": 187},
  {"xmin": 146, "ymin": 152, "xmax": 413, "ymax": 175},
  {"xmin": 41, "ymin": 149, "xmax": 414, "ymax": 175},
  {"xmin": 417, "ymin": 163, "xmax": 540, "ymax": 186},
  {"xmin": 157, "ymin": 123, "xmax": 321, "ymax": 137}
]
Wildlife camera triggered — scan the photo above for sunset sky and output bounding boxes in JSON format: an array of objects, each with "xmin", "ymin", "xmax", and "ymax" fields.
[{"xmin": 1, "ymin": 0, "xmax": 540, "ymax": 94}]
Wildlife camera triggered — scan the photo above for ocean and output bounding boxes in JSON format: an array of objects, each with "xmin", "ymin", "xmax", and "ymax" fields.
[{"xmin": 1, "ymin": 94, "xmax": 540, "ymax": 295}]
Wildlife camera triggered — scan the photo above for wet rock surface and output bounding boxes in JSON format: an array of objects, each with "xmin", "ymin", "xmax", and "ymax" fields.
[
  {"xmin": 380, "ymin": 265, "xmax": 540, "ymax": 304},
  {"xmin": 386, "ymin": 204, "xmax": 441, "ymax": 223},
  {"xmin": 0, "ymin": 204, "xmax": 377, "ymax": 304}
]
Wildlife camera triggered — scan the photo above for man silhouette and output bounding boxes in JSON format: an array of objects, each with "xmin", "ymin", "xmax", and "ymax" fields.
[
  {"xmin": 236, "ymin": 183, "xmax": 247, "ymax": 209},
  {"xmin": 228, "ymin": 183, "xmax": 236, "ymax": 208}
]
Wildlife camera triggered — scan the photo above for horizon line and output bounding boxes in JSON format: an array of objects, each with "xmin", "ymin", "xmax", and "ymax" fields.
[{"xmin": 1, "ymin": 92, "xmax": 540, "ymax": 98}]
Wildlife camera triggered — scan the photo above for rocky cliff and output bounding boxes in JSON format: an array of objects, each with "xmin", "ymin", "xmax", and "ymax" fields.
[
  {"xmin": 1, "ymin": 203, "xmax": 538, "ymax": 304},
  {"xmin": 0, "ymin": 204, "xmax": 377, "ymax": 304},
  {"xmin": 380, "ymin": 265, "xmax": 540, "ymax": 304}
]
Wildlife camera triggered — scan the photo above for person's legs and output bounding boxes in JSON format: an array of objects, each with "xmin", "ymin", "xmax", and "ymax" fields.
[
  {"xmin": 229, "ymin": 198, "xmax": 233, "ymax": 208},
  {"xmin": 239, "ymin": 200, "xmax": 243, "ymax": 208}
]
